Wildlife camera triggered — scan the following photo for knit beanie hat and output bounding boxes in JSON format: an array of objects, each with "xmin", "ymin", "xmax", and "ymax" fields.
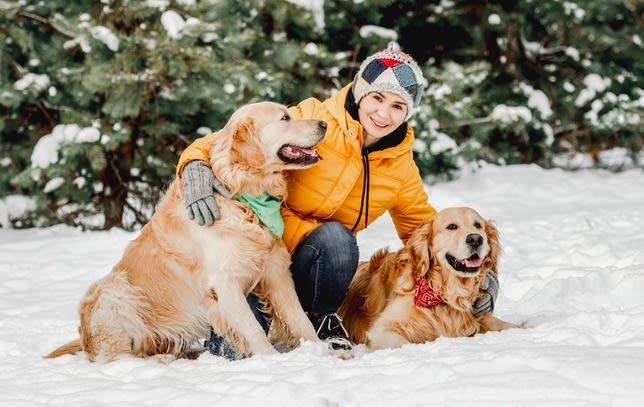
[{"xmin": 352, "ymin": 49, "xmax": 425, "ymax": 121}]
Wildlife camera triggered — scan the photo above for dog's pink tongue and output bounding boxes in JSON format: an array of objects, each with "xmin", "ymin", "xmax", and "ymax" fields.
[
  {"xmin": 305, "ymin": 148, "xmax": 322, "ymax": 160},
  {"xmin": 464, "ymin": 257, "xmax": 483, "ymax": 268},
  {"xmin": 296, "ymin": 147, "xmax": 323, "ymax": 160}
]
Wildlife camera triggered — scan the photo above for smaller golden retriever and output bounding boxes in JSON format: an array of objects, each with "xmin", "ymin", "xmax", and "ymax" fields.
[
  {"xmin": 338, "ymin": 207, "xmax": 518, "ymax": 350},
  {"xmin": 47, "ymin": 102, "xmax": 325, "ymax": 362}
]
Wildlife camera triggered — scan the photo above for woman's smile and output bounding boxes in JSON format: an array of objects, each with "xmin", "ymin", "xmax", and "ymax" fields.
[{"xmin": 358, "ymin": 91, "xmax": 408, "ymax": 147}]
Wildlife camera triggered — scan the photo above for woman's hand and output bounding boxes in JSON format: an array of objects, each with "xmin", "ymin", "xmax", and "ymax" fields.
[
  {"xmin": 473, "ymin": 271, "xmax": 499, "ymax": 317},
  {"xmin": 181, "ymin": 160, "xmax": 231, "ymax": 225}
]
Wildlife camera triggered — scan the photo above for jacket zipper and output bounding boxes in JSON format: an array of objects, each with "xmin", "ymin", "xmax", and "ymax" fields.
[{"xmin": 351, "ymin": 153, "xmax": 370, "ymax": 232}]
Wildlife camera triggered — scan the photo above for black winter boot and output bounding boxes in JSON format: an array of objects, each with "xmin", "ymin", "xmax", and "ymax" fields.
[{"xmin": 309, "ymin": 312, "xmax": 352, "ymax": 351}]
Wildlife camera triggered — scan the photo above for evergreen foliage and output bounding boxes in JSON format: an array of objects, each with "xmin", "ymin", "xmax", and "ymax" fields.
[
  {"xmin": 1, "ymin": 0, "xmax": 340, "ymax": 228},
  {"xmin": 1, "ymin": 0, "xmax": 642, "ymax": 229}
]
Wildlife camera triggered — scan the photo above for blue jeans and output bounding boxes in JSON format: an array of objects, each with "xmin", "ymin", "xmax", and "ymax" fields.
[
  {"xmin": 290, "ymin": 221, "xmax": 359, "ymax": 314},
  {"xmin": 208, "ymin": 221, "xmax": 359, "ymax": 358}
]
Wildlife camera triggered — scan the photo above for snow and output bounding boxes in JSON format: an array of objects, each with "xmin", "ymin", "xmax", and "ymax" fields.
[
  {"xmin": 13, "ymin": 73, "xmax": 50, "ymax": 92},
  {"xmin": 563, "ymin": 2, "xmax": 586, "ymax": 21},
  {"xmin": 490, "ymin": 104, "xmax": 532, "ymax": 124},
  {"xmin": 634, "ymin": 34, "xmax": 642, "ymax": 47},
  {"xmin": 576, "ymin": 74, "xmax": 611, "ymax": 107},
  {"xmin": 161, "ymin": 10, "xmax": 186, "ymax": 39},
  {"xmin": 429, "ymin": 132, "xmax": 458, "ymax": 154},
  {"xmin": 285, "ymin": 0, "xmax": 325, "ymax": 30},
  {"xmin": 2, "ymin": 164, "xmax": 644, "ymax": 406},
  {"xmin": 303, "ymin": 42, "xmax": 319, "ymax": 55},
  {"xmin": 160, "ymin": 11, "xmax": 199, "ymax": 40},
  {"xmin": 358, "ymin": 25, "xmax": 398, "ymax": 41},
  {"xmin": 487, "ymin": 14, "xmax": 501, "ymax": 25},
  {"xmin": 43, "ymin": 177, "xmax": 65, "ymax": 193},
  {"xmin": 89, "ymin": 26, "xmax": 119, "ymax": 52},
  {"xmin": 146, "ymin": 0, "xmax": 170, "ymax": 11},
  {"xmin": 526, "ymin": 89, "xmax": 553, "ymax": 119},
  {"xmin": 30, "ymin": 124, "xmax": 101, "ymax": 170}
]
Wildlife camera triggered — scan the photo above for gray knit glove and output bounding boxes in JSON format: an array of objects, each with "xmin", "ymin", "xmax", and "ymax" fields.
[
  {"xmin": 181, "ymin": 160, "xmax": 231, "ymax": 226},
  {"xmin": 473, "ymin": 271, "xmax": 499, "ymax": 317}
]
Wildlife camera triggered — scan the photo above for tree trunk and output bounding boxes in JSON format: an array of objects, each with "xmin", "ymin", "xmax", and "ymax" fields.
[{"xmin": 101, "ymin": 142, "xmax": 133, "ymax": 229}]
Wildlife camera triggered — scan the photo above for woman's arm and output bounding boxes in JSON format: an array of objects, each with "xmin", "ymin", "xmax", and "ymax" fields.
[
  {"xmin": 176, "ymin": 132, "xmax": 216, "ymax": 178},
  {"xmin": 389, "ymin": 156, "xmax": 437, "ymax": 244}
]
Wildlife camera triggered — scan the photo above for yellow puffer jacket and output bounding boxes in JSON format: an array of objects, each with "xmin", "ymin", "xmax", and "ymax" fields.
[{"xmin": 177, "ymin": 84, "xmax": 437, "ymax": 253}]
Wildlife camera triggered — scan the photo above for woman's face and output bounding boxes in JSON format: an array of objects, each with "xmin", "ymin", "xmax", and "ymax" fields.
[{"xmin": 358, "ymin": 91, "xmax": 408, "ymax": 147}]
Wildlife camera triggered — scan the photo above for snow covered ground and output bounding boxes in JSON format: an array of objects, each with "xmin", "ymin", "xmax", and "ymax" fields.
[{"xmin": 1, "ymin": 164, "xmax": 643, "ymax": 406}]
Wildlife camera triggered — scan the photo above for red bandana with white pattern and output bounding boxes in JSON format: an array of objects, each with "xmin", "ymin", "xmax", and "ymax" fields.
[{"xmin": 414, "ymin": 276, "xmax": 444, "ymax": 307}]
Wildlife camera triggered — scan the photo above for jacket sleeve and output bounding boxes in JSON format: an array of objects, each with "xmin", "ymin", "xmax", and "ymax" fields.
[
  {"xmin": 175, "ymin": 132, "xmax": 216, "ymax": 178},
  {"xmin": 288, "ymin": 96, "xmax": 322, "ymax": 120},
  {"xmin": 281, "ymin": 206, "xmax": 322, "ymax": 254},
  {"xmin": 389, "ymin": 153, "xmax": 437, "ymax": 244}
]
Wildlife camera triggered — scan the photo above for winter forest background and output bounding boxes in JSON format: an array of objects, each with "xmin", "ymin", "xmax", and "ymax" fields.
[{"xmin": 1, "ymin": 0, "xmax": 642, "ymax": 230}]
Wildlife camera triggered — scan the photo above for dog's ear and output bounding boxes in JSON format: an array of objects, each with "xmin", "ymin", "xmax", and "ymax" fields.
[
  {"xmin": 230, "ymin": 119, "xmax": 265, "ymax": 168},
  {"xmin": 406, "ymin": 220, "xmax": 433, "ymax": 277},
  {"xmin": 484, "ymin": 219, "xmax": 502, "ymax": 273}
]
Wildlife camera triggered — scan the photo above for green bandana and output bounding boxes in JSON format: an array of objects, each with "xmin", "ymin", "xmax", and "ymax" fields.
[{"xmin": 236, "ymin": 192, "xmax": 284, "ymax": 237}]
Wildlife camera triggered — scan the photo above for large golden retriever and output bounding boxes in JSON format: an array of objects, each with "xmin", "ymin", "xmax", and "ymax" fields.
[
  {"xmin": 338, "ymin": 207, "xmax": 518, "ymax": 350},
  {"xmin": 47, "ymin": 102, "xmax": 326, "ymax": 362}
]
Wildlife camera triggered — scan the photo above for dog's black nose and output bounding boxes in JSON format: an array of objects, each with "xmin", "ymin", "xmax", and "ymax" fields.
[{"xmin": 466, "ymin": 233, "xmax": 483, "ymax": 248}]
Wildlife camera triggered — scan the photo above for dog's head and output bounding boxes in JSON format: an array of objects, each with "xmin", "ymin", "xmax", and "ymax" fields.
[
  {"xmin": 429, "ymin": 207, "xmax": 500, "ymax": 279},
  {"xmin": 211, "ymin": 102, "xmax": 326, "ymax": 196},
  {"xmin": 224, "ymin": 102, "xmax": 325, "ymax": 171},
  {"xmin": 405, "ymin": 207, "xmax": 501, "ymax": 306},
  {"xmin": 405, "ymin": 208, "xmax": 501, "ymax": 310}
]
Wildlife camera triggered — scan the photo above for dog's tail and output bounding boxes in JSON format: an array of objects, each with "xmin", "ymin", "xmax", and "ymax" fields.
[{"xmin": 44, "ymin": 339, "xmax": 82, "ymax": 359}]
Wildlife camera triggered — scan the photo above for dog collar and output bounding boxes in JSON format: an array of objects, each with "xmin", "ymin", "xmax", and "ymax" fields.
[
  {"xmin": 414, "ymin": 276, "xmax": 444, "ymax": 307},
  {"xmin": 235, "ymin": 192, "xmax": 283, "ymax": 237}
]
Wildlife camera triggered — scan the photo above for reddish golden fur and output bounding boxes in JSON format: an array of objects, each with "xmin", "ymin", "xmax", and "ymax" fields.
[
  {"xmin": 338, "ymin": 207, "xmax": 517, "ymax": 350},
  {"xmin": 47, "ymin": 102, "xmax": 326, "ymax": 362}
]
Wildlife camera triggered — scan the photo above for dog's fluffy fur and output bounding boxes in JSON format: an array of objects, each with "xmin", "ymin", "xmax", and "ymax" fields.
[
  {"xmin": 338, "ymin": 207, "xmax": 517, "ymax": 350},
  {"xmin": 47, "ymin": 102, "xmax": 326, "ymax": 362}
]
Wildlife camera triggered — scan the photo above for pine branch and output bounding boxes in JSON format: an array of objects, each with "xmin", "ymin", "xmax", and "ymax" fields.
[
  {"xmin": 456, "ymin": 117, "xmax": 494, "ymax": 127},
  {"xmin": 16, "ymin": 10, "xmax": 75, "ymax": 39},
  {"xmin": 6, "ymin": 55, "xmax": 56, "ymax": 126}
]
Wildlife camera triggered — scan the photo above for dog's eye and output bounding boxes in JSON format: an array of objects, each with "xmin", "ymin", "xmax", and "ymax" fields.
[
  {"xmin": 447, "ymin": 224, "xmax": 458, "ymax": 230},
  {"xmin": 474, "ymin": 222, "xmax": 482, "ymax": 229},
  {"xmin": 281, "ymin": 113, "xmax": 290, "ymax": 121}
]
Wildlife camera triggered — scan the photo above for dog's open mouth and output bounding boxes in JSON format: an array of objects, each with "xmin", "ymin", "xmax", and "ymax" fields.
[
  {"xmin": 446, "ymin": 253, "xmax": 483, "ymax": 274},
  {"xmin": 278, "ymin": 144, "xmax": 323, "ymax": 165}
]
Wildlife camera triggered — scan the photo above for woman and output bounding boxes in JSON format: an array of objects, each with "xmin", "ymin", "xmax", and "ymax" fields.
[{"xmin": 177, "ymin": 48, "xmax": 498, "ymax": 357}]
